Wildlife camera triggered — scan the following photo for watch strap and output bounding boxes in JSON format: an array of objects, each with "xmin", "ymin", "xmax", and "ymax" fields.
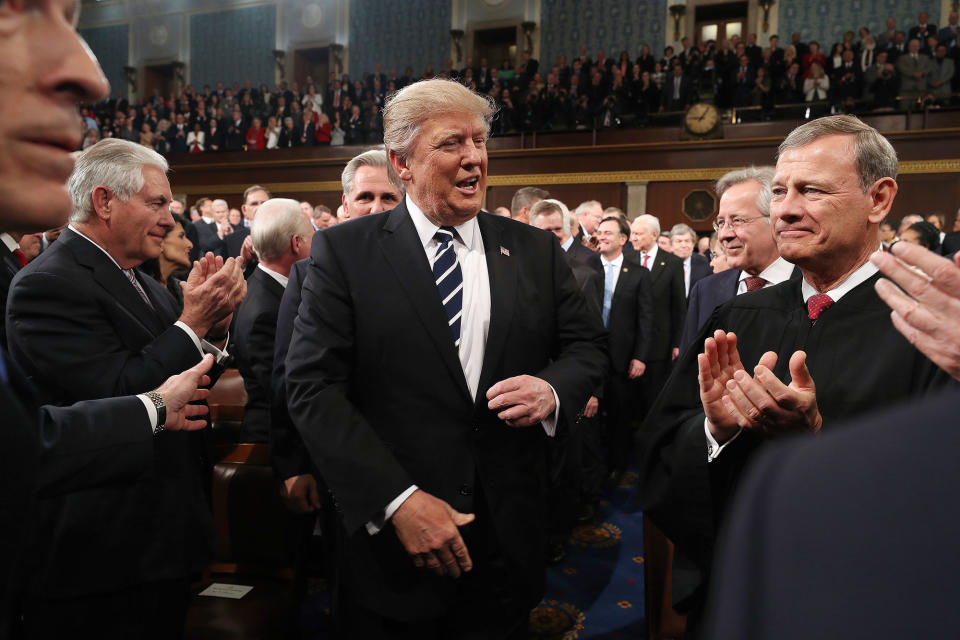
[{"xmin": 145, "ymin": 390, "xmax": 166, "ymax": 435}]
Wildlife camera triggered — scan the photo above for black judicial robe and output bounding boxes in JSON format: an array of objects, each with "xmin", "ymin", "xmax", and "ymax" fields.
[{"xmin": 636, "ymin": 271, "xmax": 956, "ymax": 621}]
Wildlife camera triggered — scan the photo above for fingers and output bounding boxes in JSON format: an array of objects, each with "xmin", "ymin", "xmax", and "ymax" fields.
[
  {"xmin": 875, "ymin": 278, "xmax": 942, "ymax": 335},
  {"xmin": 787, "ymin": 351, "xmax": 814, "ymax": 390},
  {"xmin": 757, "ymin": 350, "xmax": 778, "ymax": 371},
  {"xmin": 884, "ymin": 242, "xmax": 960, "ymax": 298},
  {"xmin": 486, "ymin": 375, "xmax": 521, "ymax": 401}
]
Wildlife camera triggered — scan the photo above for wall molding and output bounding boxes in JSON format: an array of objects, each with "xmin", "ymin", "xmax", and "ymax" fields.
[{"xmin": 172, "ymin": 159, "xmax": 960, "ymax": 195}]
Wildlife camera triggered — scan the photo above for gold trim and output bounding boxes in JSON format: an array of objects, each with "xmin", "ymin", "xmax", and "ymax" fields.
[{"xmin": 173, "ymin": 159, "xmax": 960, "ymax": 195}]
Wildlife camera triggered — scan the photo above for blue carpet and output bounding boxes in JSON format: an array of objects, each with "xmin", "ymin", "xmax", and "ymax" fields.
[{"xmin": 529, "ymin": 471, "xmax": 646, "ymax": 639}]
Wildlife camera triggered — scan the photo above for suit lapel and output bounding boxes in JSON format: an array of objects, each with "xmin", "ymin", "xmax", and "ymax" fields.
[
  {"xmin": 62, "ymin": 229, "xmax": 167, "ymax": 336},
  {"xmin": 475, "ymin": 214, "xmax": 517, "ymax": 404},
  {"xmin": 379, "ymin": 203, "xmax": 472, "ymax": 403}
]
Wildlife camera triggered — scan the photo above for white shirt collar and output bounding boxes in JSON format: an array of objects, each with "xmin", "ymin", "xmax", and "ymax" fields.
[
  {"xmin": 641, "ymin": 244, "xmax": 658, "ymax": 262},
  {"xmin": 739, "ymin": 256, "xmax": 795, "ymax": 285},
  {"xmin": 799, "ymin": 255, "xmax": 879, "ymax": 303},
  {"xmin": 0, "ymin": 233, "xmax": 19, "ymax": 252},
  {"xmin": 561, "ymin": 235, "xmax": 574, "ymax": 251},
  {"xmin": 406, "ymin": 194, "xmax": 481, "ymax": 253},
  {"xmin": 601, "ymin": 252, "xmax": 624, "ymax": 269},
  {"xmin": 67, "ymin": 224, "xmax": 124, "ymax": 270},
  {"xmin": 257, "ymin": 262, "xmax": 289, "ymax": 288}
]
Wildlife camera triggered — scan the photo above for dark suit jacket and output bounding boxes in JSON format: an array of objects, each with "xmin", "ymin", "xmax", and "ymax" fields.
[
  {"xmin": 661, "ymin": 73, "xmax": 694, "ymax": 110},
  {"xmin": 707, "ymin": 389, "xmax": 960, "ymax": 639},
  {"xmin": 588, "ymin": 253, "xmax": 653, "ymax": 372},
  {"xmin": 564, "ymin": 238, "xmax": 596, "ymax": 266},
  {"xmin": 0, "ymin": 244, "xmax": 22, "ymax": 348},
  {"xmin": 646, "ymin": 250, "xmax": 686, "ymax": 361},
  {"xmin": 223, "ymin": 225, "xmax": 250, "ymax": 259},
  {"xmin": 189, "ymin": 220, "xmax": 225, "ymax": 261},
  {"xmin": 232, "ymin": 267, "xmax": 283, "ymax": 443},
  {"xmin": 687, "ymin": 253, "xmax": 711, "ymax": 294},
  {"xmin": 285, "ymin": 203, "xmax": 606, "ymax": 620},
  {"xmin": 5, "ymin": 228, "xmax": 216, "ymax": 597},
  {"xmin": 941, "ymin": 230, "xmax": 960, "ymax": 256},
  {"xmin": 0, "ymin": 346, "xmax": 153, "ymax": 634},
  {"xmin": 565, "ymin": 254, "xmax": 602, "ymax": 318}
]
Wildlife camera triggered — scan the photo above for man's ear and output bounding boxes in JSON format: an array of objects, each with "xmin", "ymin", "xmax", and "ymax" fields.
[
  {"xmin": 867, "ymin": 177, "xmax": 898, "ymax": 224},
  {"xmin": 388, "ymin": 149, "xmax": 412, "ymax": 181},
  {"xmin": 91, "ymin": 185, "xmax": 113, "ymax": 221}
]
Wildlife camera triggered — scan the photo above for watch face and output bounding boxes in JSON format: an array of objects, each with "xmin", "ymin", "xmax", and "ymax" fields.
[{"xmin": 685, "ymin": 103, "xmax": 718, "ymax": 134}]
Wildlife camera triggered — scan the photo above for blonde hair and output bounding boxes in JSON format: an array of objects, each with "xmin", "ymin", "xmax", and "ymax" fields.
[{"xmin": 382, "ymin": 78, "xmax": 496, "ymax": 161}]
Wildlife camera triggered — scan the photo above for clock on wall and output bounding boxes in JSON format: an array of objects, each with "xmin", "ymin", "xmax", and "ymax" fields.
[{"xmin": 682, "ymin": 102, "xmax": 723, "ymax": 140}]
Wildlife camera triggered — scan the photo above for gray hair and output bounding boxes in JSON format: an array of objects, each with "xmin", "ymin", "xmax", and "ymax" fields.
[
  {"xmin": 341, "ymin": 148, "xmax": 404, "ymax": 196},
  {"xmin": 670, "ymin": 223, "xmax": 696, "ymax": 242},
  {"xmin": 251, "ymin": 198, "xmax": 313, "ymax": 262},
  {"xmin": 633, "ymin": 213, "xmax": 661, "ymax": 236},
  {"xmin": 511, "ymin": 187, "xmax": 550, "ymax": 217},
  {"xmin": 211, "ymin": 199, "xmax": 228, "ymax": 210},
  {"xmin": 715, "ymin": 166, "xmax": 776, "ymax": 218},
  {"xmin": 575, "ymin": 200, "xmax": 602, "ymax": 217},
  {"xmin": 778, "ymin": 115, "xmax": 898, "ymax": 191},
  {"xmin": 68, "ymin": 138, "xmax": 168, "ymax": 223},
  {"xmin": 529, "ymin": 198, "xmax": 571, "ymax": 230},
  {"xmin": 382, "ymin": 78, "xmax": 496, "ymax": 162}
]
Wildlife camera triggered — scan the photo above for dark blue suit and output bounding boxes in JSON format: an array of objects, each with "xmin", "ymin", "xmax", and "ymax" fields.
[{"xmin": 680, "ymin": 270, "xmax": 741, "ymax": 353}]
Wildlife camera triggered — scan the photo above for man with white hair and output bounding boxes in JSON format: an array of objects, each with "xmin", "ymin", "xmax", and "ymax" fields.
[
  {"xmin": 629, "ymin": 213, "xmax": 686, "ymax": 410},
  {"xmin": 211, "ymin": 198, "xmax": 231, "ymax": 238},
  {"xmin": 638, "ymin": 115, "xmax": 953, "ymax": 635},
  {"xmin": 6, "ymin": 138, "xmax": 246, "ymax": 636},
  {"xmin": 285, "ymin": 79, "xmax": 605, "ymax": 637},
  {"xmin": 573, "ymin": 199, "xmax": 604, "ymax": 247},
  {"xmin": 681, "ymin": 167, "xmax": 799, "ymax": 350},
  {"xmin": 232, "ymin": 199, "xmax": 313, "ymax": 444}
]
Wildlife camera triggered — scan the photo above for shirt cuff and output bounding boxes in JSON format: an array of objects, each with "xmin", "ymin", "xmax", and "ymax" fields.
[
  {"xmin": 201, "ymin": 332, "xmax": 231, "ymax": 364},
  {"xmin": 137, "ymin": 394, "xmax": 159, "ymax": 433},
  {"xmin": 541, "ymin": 385, "xmax": 561, "ymax": 438},
  {"xmin": 175, "ymin": 321, "xmax": 204, "ymax": 356},
  {"xmin": 705, "ymin": 417, "xmax": 742, "ymax": 462},
  {"xmin": 366, "ymin": 484, "xmax": 419, "ymax": 535}
]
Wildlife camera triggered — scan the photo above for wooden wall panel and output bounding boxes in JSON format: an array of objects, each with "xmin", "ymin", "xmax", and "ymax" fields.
[
  {"xmin": 891, "ymin": 173, "xmax": 960, "ymax": 227},
  {"xmin": 645, "ymin": 181, "xmax": 717, "ymax": 236}
]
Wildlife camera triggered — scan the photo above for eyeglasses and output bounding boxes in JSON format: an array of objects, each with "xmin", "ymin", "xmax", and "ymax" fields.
[{"xmin": 712, "ymin": 216, "xmax": 766, "ymax": 232}]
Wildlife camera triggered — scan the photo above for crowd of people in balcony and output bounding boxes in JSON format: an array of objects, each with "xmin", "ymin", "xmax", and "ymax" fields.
[{"xmin": 79, "ymin": 10, "xmax": 960, "ymax": 153}]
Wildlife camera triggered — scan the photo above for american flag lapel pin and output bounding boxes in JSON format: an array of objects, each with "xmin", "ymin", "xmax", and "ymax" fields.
[{"xmin": 500, "ymin": 246, "xmax": 510, "ymax": 257}]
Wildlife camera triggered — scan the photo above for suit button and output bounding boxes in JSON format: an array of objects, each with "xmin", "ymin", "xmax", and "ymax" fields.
[
  {"xmin": 459, "ymin": 484, "xmax": 473, "ymax": 496},
  {"xmin": 473, "ymin": 424, "xmax": 480, "ymax": 433}
]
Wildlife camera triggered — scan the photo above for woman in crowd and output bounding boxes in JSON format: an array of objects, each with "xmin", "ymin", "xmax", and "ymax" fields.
[
  {"xmin": 330, "ymin": 111, "xmax": 345, "ymax": 146},
  {"xmin": 264, "ymin": 115, "xmax": 281, "ymax": 149},
  {"xmin": 140, "ymin": 213, "xmax": 193, "ymax": 311},
  {"xmin": 187, "ymin": 122, "xmax": 205, "ymax": 153},
  {"xmin": 900, "ymin": 221, "xmax": 942, "ymax": 252},
  {"xmin": 803, "ymin": 62, "xmax": 830, "ymax": 101}
]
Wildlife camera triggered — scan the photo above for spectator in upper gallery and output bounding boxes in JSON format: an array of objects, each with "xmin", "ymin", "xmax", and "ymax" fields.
[
  {"xmin": 298, "ymin": 110, "xmax": 316, "ymax": 147},
  {"xmin": 885, "ymin": 30, "xmax": 908, "ymax": 62},
  {"xmin": 803, "ymin": 62, "xmax": 830, "ymax": 101},
  {"xmin": 878, "ymin": 17, "xmax": 898, "ymax": 49},
  {"xmin": 832, "ymin": 49, "xmax": 862, "ymax": 106},
  {"xmin": 277, "ymin": 116, "xmax": 297, "ymax": 149},
  {"xmin": 865, "ymin": 51, "xmax": 899, "ymax": 109},
  {"xmin": 660, "ymin": 62, "xmax": 695, "ymax": 112},
  {"xmin": 939, "ymin": 12, "xmax": 960, "ymax": 48},
  {"xmin": 858, "ymin": 35, "xmax": 878, "ymax": 72},
  {"xmin": 187, "ymin": 122, "xmax": 205, "ymax": 153},
  {"xmin": 909, "ymin": 11, "xmax": 937, "ymax": 45},
  {"xmin": 345, "ymin": 103, "xmax": 364, "ymax": 145},
  {"xmin": 730, "ymin": 54, "xmax": 755, "ymax": 107},
  {"xmin": 896, "ymin": 38, "xmax": 932, "ymax": 102},
  {"xmin": 802, "ymin": 40, "xmax": 826, "ymax": 73},
  {"xmin": 245, "ymin": 117, "xmax": 266, "ymax": 150},
  {"xmin": 168, "ymin": 112, "xmax": 189, "ymax": 153},
  {"xmin": 927, "ymin": 44, "xmax": 955, "ymax": 103},
  {"xmin": 510, "ymin": 186, "xmax": 550, "ymax": 224},
  {"xmin": 264, "ymin": 115, "xmax": 281, "ymax": 149},
  {"xmin": 330, "ymin": 111, "xmax": 345, "ymax": 146},
  {"xmin": 777, "ymin": 61, "xmax": 805, "ymax": 102}
]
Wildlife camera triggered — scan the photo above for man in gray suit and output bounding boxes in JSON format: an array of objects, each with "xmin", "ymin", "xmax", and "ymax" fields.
[
  {"xmin": 928, "ymin": 44, "xmax": 955, "ymax": 103},
  {"xmin": 896, "ymin": 38, "xmax": 931, "ymax": 101}
]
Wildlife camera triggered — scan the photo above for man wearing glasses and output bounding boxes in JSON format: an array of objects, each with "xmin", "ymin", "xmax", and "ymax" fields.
[{"xmin": 680, "ymin": 167, "xmax": 798, "ymax": 351}]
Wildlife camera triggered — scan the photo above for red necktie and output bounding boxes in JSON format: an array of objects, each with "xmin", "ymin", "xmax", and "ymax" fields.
[
  {"xmin": 12, "ymin": 248, "xmax": 27, "ymax": 267},
  {"xmin": 744, "ymin": 276, "xmax": 766, "ymax": 291},
  {"xmin": 807, "ymin": 294, "xmax": 834, "ymax": 320},
  {"xmin": 642, "ymin": 253, "xmax": 650, "ymax": 269}
]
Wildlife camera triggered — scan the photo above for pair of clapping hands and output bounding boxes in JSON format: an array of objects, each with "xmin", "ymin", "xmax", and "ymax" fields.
[{"xmin": 703, "ymin": 242, "xmax": 960, "ymax": 445}]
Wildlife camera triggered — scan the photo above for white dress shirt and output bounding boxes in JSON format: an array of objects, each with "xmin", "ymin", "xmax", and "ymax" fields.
[
  {"xmin": 257, "ymin": 263, "xmax": 289, "ymax": 288},
  {"xmin": 639, "ymin": 244, "xmax": 658, "ymax": 269},
  {"xmin": 600, "ymin": 252, "xmax": 624, "ymax": 292}
]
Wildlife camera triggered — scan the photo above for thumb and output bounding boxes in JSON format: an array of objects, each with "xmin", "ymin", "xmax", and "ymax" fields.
[
  {"xmin": 190, "ymin": 354, "xmax": 215, "ymax": 379},
  {"xmin": 788, "ymin": 350, "xmax": 815, "ymax": 390},
  {"xmin": 757, "ymin": 350, "xmax": 778, "ymax": 371},
  {"xmin": 447, "ymin": 507, "xmax": 476, "ymax": 527}
]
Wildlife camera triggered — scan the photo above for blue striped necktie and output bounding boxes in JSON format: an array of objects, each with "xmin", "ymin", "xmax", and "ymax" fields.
[
  {"xmin": 432, "ymin": 227, "xmax": 463, "ymax": 347},
  {"xmin": 123, "ymin": 268, "xmax": 153, "ymax": 308}
]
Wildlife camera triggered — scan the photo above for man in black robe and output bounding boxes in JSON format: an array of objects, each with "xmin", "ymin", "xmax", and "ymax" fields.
[{"xmin": 636, "ymin": 114, "xmax": 956, "ymax": 637}]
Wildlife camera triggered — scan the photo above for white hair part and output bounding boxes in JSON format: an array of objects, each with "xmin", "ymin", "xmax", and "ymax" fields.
[
  {"xmin": 68, "ymin": 138, "xmax": 168, "ymax": 224},
  {"xmin": 633, "ymin": 213, "xmax": 661, "ymax": 236}
]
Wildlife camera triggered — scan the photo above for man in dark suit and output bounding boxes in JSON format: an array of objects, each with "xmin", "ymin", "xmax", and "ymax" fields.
[
  {"xmin": 670, "ymin": 223, "xmax": 711, "ymax": 296},
  {"xmin": 681, "ymin": 167, "xmax": 798, "ymax": 351},
  {"xmin": 6, "ymin": 138, "xmax": 247, "ymax": 639},
  {"xmin": 232, "ymin": 199, "xmax": 313, "ymax": 444},
  {"xmin": 585, "ymin": 216, "xmax": 652, "ymax": 489},
  {"xmin": 908, "ymin": 11, "xmax": 937, "ymax": 44},
  {"xmin": 187, "ymin": 197, "xmax": 225, "ymax": 261},
  {"xmin": 285, "ymin": 79, "xmax": 606, "ymax": 637},
  {"xmin": 660, "ymin": 62, "xmax": 694, "ymax": 111},
  {"xmin": 532, "ymin": 199, "xmax": 595, "ymax": 267},
  {"xmin": 637, "ymin": 115, "xmax": 955, "ymax": 637},
  {"xmin": 707, "ymin": 240, "xmax": 960, "ymax": 639},
  {"xmin": 0, "ymin": 233, "xmax": 27, "ymax": 348},
  {"xmin": 629, "ymin": 214, "xmax": 686, "ymax": 411}
]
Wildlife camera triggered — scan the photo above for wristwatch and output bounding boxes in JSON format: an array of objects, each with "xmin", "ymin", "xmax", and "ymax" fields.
[{"xmin": 145, "ymin": 390, "xmax": 166, "ymax": 435}]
